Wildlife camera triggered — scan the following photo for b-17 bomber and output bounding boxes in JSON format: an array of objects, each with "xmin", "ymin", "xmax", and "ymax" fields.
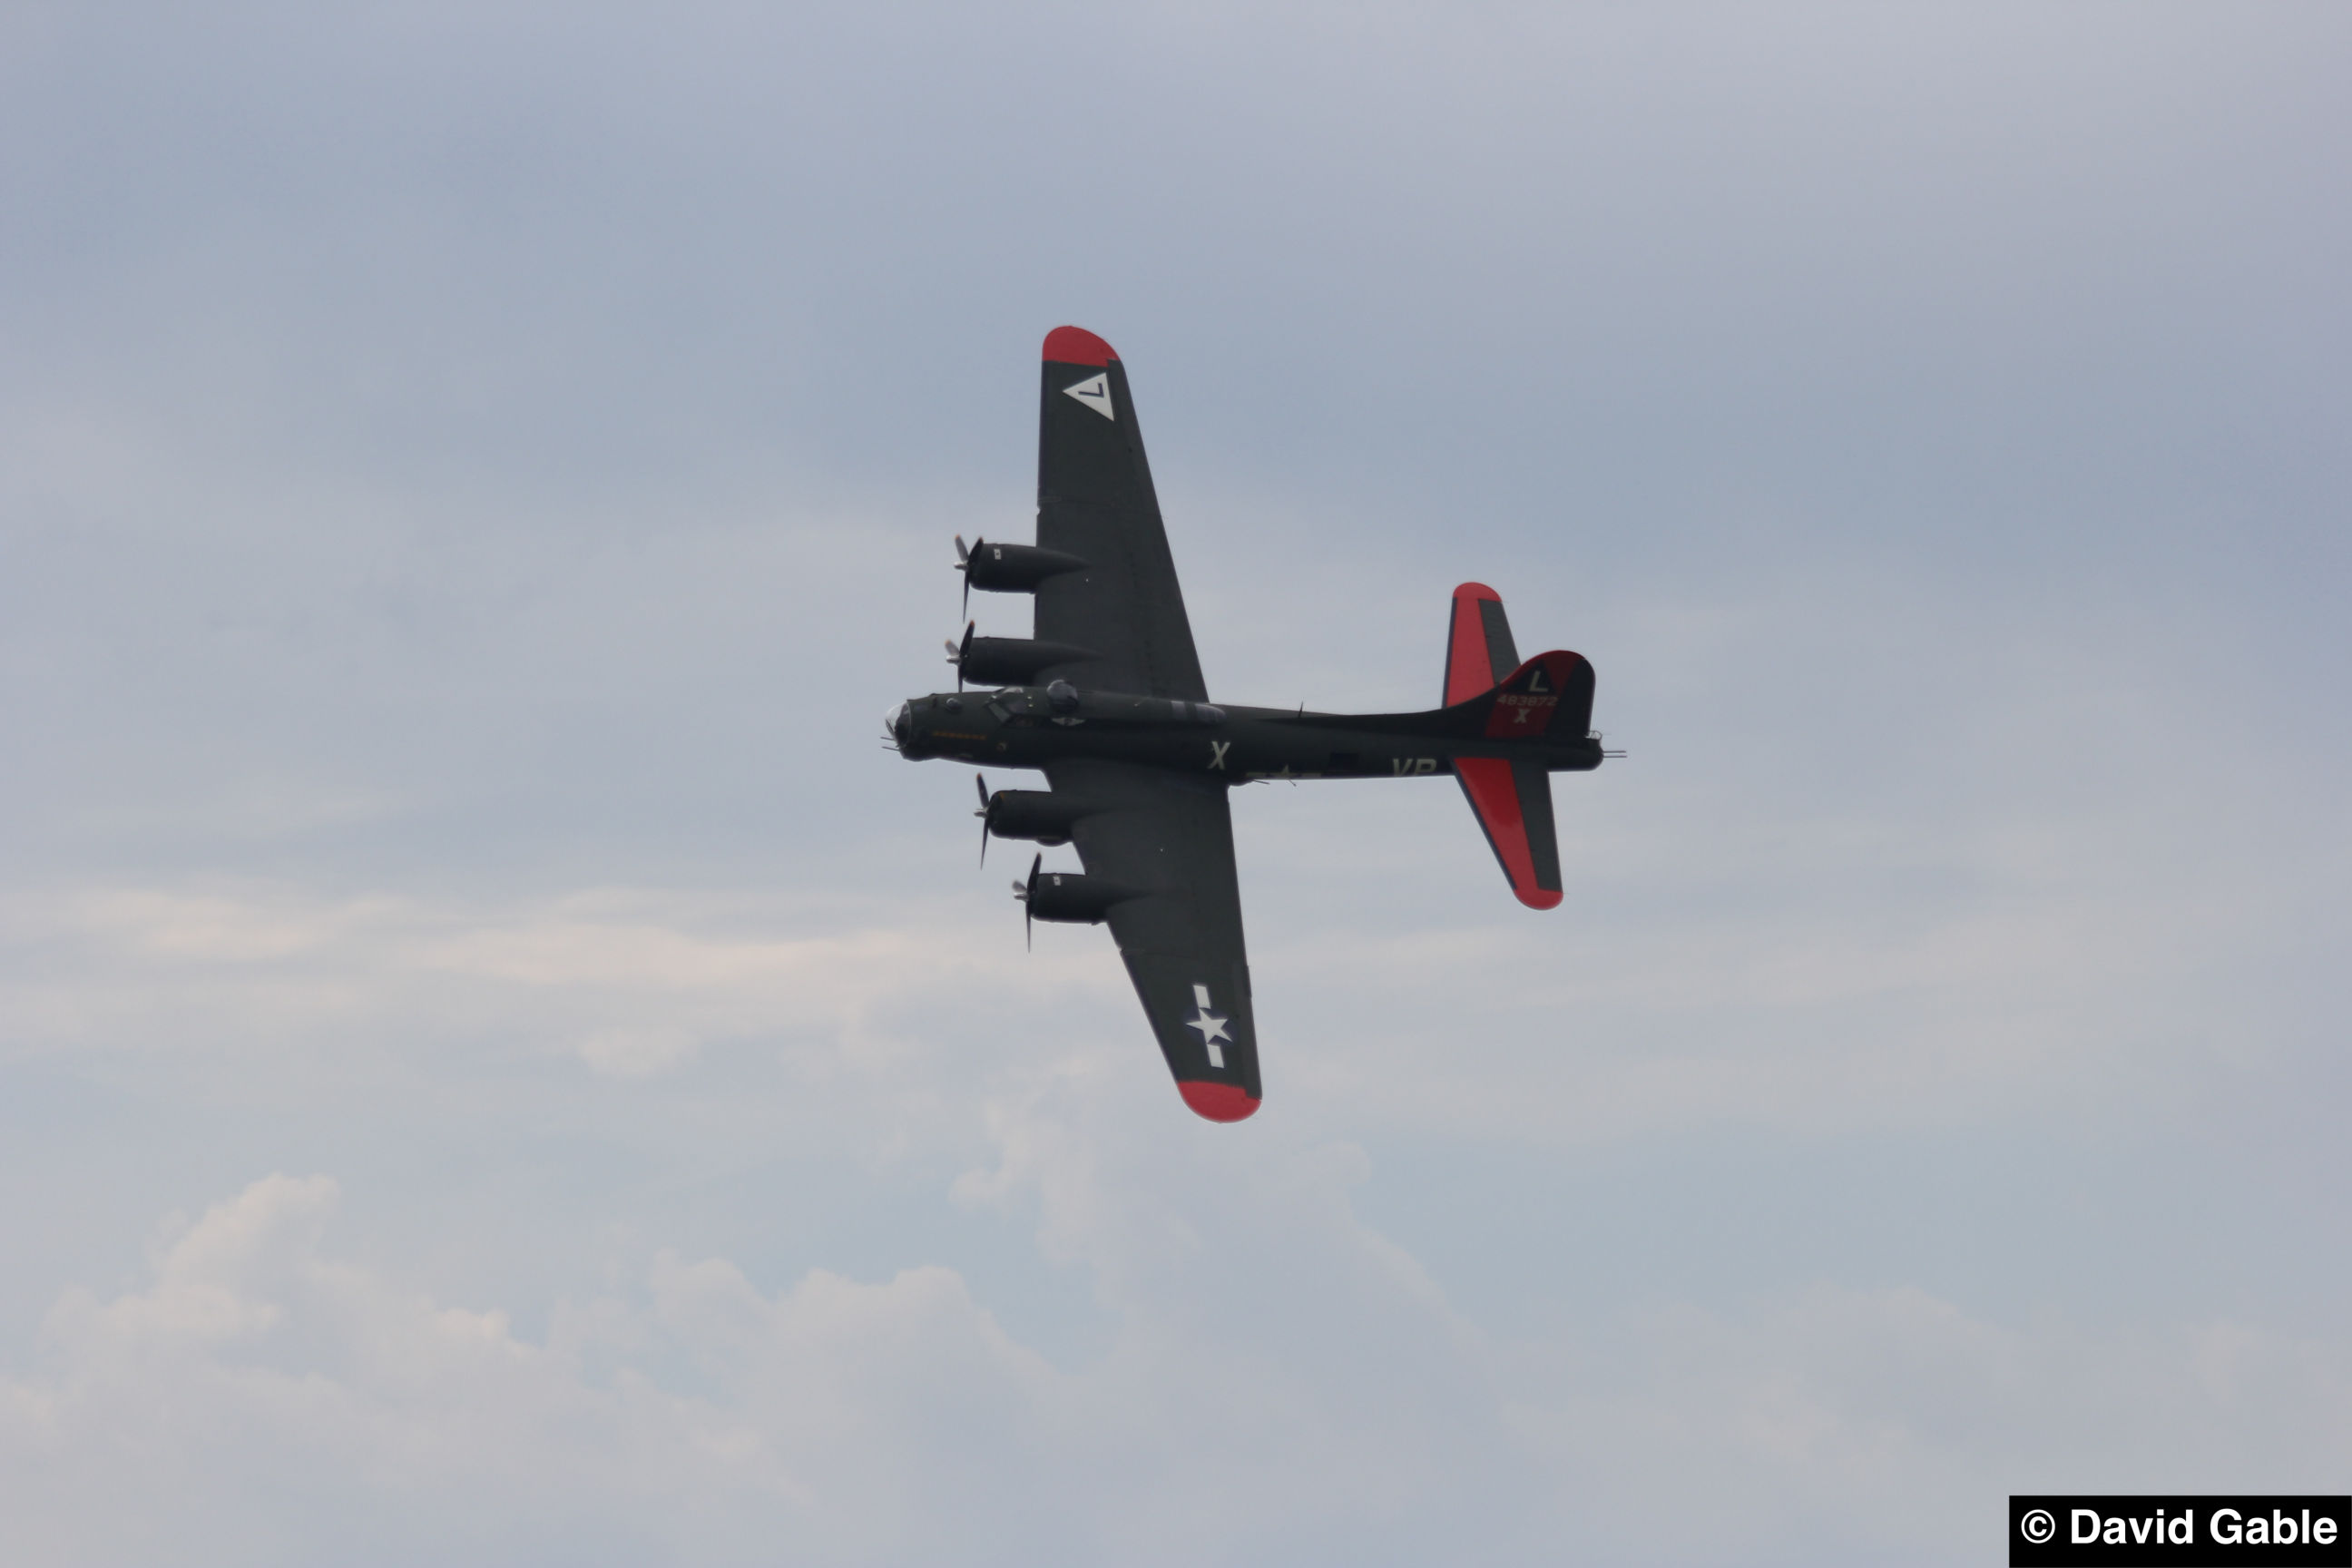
[{"xmin": 886, "ymin": 327, "xmax": 1612, "ymax": 1122}]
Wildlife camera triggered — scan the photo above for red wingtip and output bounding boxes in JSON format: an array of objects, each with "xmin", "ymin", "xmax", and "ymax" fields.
[
  {"xmin": 1178, "ymin": 1080, "xmax": 1260, "ymax": 1122},
  {"xmin": 1044, "ymin": 326, "xmax": 1117, "ymax": 367},
  {"xmin": 1517, "ymin": 886, "xmax": 1564, "ymax": 911}
]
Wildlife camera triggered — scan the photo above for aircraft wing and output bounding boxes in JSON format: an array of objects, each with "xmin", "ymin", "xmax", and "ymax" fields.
[
  {"xmin": 1044, "ymin": 757, "xmax": 1260, "ymax": 1121},
  {"xmin": 1031, "ymin": 328, "xmax": 1210, "ymax": 701}
]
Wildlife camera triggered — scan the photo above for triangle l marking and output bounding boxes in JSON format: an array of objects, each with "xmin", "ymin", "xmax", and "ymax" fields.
[{"xmin": 1063, "ymin": 373, "xmax": 1114, "ymax": 420}]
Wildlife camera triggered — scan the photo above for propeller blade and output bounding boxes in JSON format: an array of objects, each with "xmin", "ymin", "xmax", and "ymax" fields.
[
  {"xmin": 1024, "ymin": 851, "xmax": 1041, "ymax": 951},
  {"xmin": 954, "ymin": 534, "xmax": 971, "ymax": 564},
  {"xmin": 956, "ymin": 620, "xmax": 975, "ymax": 692},
  {"xmin": 959, "ymin": 535, "xmax": 981, "ymax": 618},
  {"xmin": 975, "ymin": 772, "xmax": 991, "ymax": 866}
]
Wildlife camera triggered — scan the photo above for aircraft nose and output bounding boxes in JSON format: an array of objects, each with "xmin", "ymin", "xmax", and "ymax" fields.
[{"xmin": 885, "ymin": 701, "xmax": 912, "ymax": 750}]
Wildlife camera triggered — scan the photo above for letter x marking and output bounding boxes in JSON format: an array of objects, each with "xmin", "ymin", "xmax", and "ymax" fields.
[{"xmin": 1208, "ymin": 740, "xmax": 1230, "ymax": 770}]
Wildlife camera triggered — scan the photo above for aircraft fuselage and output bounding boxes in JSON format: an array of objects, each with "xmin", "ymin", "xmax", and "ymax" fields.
[{"xmin": 889, "ymin": 685, "xmax": 1604, "ymax": 780}]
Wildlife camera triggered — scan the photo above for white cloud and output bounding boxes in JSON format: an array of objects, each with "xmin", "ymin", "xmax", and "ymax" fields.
[
  {"xmin": 4, "ymin": 1164, "xmax": 2345, "ymax": 1567},
  {"xmin": 574, "ymin": 1024, "xmax": 699, "ymax": 1078},
  {"xmin": 7, "ymin": 882, "xmax": 1122, "ymax": 1093}
]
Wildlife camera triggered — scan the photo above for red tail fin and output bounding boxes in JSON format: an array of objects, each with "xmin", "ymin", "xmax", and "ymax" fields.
[{"xmin": 1475, "ymin": 650, "xmax": 1592, "ymax": 740}]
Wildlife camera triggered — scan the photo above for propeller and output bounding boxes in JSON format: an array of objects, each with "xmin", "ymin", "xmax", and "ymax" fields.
[
  {"xmin": 974, "ymin": 771, "xmax": 995, "ymax": 866},
  {"xmin": 1011, "ymin": 850, "xmax": 1042, "ymax": 950},
  {"xmin": 955, "ymin": 534, "xmax": 980, "ymax": 618},
  {"xmin": 943, "ymin": 620, "xmax": 975, "ymax": 691}
]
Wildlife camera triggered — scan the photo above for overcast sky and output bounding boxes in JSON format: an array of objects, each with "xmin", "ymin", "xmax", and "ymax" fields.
[{"xmin": 4, "ymin": 3, "xmax": 2347, "ymax": 1563}]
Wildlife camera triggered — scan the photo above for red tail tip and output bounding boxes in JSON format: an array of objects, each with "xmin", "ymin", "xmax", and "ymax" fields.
[
  {"xmin": 1044, "ymin": 326, "xmax": 1117, "ymax": 366},
  {"xmin": 1178, "ymin": 1080, "xmax": 1259, "ymax": 1122}
]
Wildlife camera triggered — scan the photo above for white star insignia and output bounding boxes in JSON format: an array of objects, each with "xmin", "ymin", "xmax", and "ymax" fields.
[
  {"xmin": 1185, "ymin": 983, "xmax": 1232, "ymax": 1065},
  {"xmin": 1186, "ymin": 1007, "xmax": 1231, "ymax": 1047}
]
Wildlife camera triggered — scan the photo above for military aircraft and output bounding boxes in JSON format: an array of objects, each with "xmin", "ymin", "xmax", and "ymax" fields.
[{"xmin": 886, "ymin": 326, "xmax": 1610, "ymax": 1122}]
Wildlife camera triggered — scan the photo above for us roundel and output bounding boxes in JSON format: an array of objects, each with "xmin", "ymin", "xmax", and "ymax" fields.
[{"xmin": 1063, "ymin": 373, "xmax": 1114, "ymax": 420}]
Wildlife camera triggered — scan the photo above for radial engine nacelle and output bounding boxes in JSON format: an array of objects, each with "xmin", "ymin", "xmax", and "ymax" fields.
[
  {"xmin": 957, "ymin": 535, "xmax": 1087, "ymax": 593},
  {"xmin": 983, "ymin": 787, "xmax": 1091, "ymax": 847},
  {"xmin": 1011, "ymin": 852, "xmax": 1140, "ymax": 947},
  {"xmin": 946, "ymin": 621, "xmax": 1098, "ymax": 688},
  {"xmin": 1019, "ymin": 866, "xmax": 1136, "ymax": 925}
]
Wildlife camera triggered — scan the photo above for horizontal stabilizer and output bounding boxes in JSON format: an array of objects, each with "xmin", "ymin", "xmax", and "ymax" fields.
[
  {"xmin": 1445, "ymin": 582, "xmax": 1520, "ymax": 705},
  {"xmin": 1457, "ymin": 758, "xmax": 1563, "ymax": 909}
]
